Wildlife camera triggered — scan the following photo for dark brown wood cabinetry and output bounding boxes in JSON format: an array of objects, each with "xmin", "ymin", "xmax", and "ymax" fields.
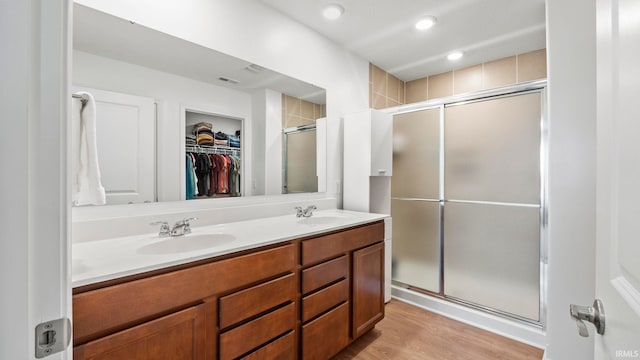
[
  {"xmin": 72, "ymin": 220, "xmax": 385, "ymax": 360},
  {"xmin": 352, "ymin": 242, "xmax": 385, "ymax": 339},
  {"xmin": 74, "ymin": 305, "xmax": 206, "ymax": 360}
]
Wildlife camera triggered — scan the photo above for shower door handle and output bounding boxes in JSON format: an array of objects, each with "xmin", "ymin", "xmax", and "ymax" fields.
[{"xmin": 569, "ymin": 299, "xmax": 605, "ymax": 337}]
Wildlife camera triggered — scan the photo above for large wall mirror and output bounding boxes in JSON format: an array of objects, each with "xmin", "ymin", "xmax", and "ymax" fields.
[{"xmin": 71, "ymin": 3, "xmax": 326, "ymax": 206}]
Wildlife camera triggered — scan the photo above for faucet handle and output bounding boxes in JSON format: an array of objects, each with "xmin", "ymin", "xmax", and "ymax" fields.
[
  {"xmin": 150, "ymin": 221, "xmax": 171, "ymax": 237},
  {"xmin": 181, "ymin": 217, "xmax": 198, "ymax": 234},
  {"xmin": 173, "ymin": 217, "xmax": 198, "ymax": 226}
]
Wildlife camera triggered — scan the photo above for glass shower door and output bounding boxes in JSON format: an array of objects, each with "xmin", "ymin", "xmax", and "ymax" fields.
[
  {"xmin": 391, "ymin": 107, "xmax": 441, "ymax": 293},
  {"xmin": 443, "ymin": 92, "xmax": 542, "ymax": 321},
  {"xmin": 283, "ymin": 127, "xmax": 317, "ymax": 194}
]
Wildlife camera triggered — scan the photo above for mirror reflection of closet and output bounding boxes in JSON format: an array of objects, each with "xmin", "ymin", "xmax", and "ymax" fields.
[
  {"xmin": 184, "ymin": 111, "xmax": 243, "ymax": 200},
  {"xmin": 71, "ymin": 3, "xmax": 327, "ymax": 207}
]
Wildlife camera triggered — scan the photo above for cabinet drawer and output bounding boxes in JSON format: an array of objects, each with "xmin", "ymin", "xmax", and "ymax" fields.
[
  {"xmin": 302, "ymin": 302, "xmax": 349, "ymax": 360},
  {"xmin": 241, "ymin": 331, "xmax": 296, "ymax": 360},
  {"xmin": 301, "ymin": 221, "xmax": 384, "ymax": 265},
  {"xmin": 74, "ymin": 244, "xmax": 294, "ymax": 345},
  {"xmin": 219, "ymin": 303, "xmax": 295, "ymax": 360},
  {"xmin": 219, "ymin": 273, "xmax": 296, "ymax": 329},
  {"xmin": 73, "ymin": 305, "xmax": 205, "ymax": 360},
  {"xmin": 302, "ymin": 279, "xmax": 348, "ymax": 322},
  {"xmin": 301, "ymin": 255, "xmax": 348, "ymax": 295}
]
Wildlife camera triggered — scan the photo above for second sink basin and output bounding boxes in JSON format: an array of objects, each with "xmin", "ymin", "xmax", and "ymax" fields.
[{"xmin": 137, "ymin": 233, "xmax": 236, "ymax": 255}]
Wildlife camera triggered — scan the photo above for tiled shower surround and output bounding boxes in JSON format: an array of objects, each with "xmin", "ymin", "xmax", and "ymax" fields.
[{"xmin": 370, "ymin": 48, "xmax": 547, "ymax": 109}]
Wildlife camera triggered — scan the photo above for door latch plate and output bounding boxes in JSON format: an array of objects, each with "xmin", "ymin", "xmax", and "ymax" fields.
[{"xmin": 35, "ymin": 318, "xmax": 71, "ymax": 358}]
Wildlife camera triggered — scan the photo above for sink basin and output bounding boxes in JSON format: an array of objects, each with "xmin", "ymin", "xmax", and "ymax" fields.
[
  {"xmin": 137, "ymin": 233, "xmax": 236, "ymax": 255},
  {"xmin": 297, "ymin": 215, "xmax": 349, "ymax": 225}
]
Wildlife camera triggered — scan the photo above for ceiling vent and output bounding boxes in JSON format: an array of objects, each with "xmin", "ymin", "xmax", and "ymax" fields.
[{"xmin": 218, "ymin": 77, "xmax": 240, "ymax": 84}]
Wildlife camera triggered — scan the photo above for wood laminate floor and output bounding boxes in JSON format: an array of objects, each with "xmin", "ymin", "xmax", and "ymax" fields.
[{"xmin": 334, "ymin": 300, "xmax": 544, "ymax": 360}]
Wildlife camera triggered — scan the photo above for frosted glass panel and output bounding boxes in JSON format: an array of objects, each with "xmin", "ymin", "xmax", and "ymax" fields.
[
  {"xmin": 392, "ymin": 108, "xmax": 440, "ymax": 199},
  {"xmin": 444, "ymin": 92, "xmax": 541, "ymax": 204},
  {"xmin": 284, "ymin": 130, "xmax": 317, "ymax": 193},
  {"xmin": 444, "ymin": 202, "xmax": 540, "ymax": 320},
  {"xmin": 391, "ymin": 199, "xmax": 440, "ymax": 292}
]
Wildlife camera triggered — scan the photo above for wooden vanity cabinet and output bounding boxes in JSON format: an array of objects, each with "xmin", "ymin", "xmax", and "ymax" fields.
[
  {"xmin": 300, "ymin": 220, "xmax": 385, "ymax": 359},
  {"xmin": 72, "ymin": 220, "xmax": 385, "ymax": 360},
  {"xmin": 73, "ymin": 243, "xmax": 295, "ymax": 360}
]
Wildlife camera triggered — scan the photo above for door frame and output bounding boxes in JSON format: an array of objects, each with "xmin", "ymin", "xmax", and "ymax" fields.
[{"xmin": 0, "ymin": 0, "xmax": 72, "ymax": 359}]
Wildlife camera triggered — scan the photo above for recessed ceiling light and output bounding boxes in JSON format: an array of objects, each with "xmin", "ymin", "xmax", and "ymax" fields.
[
  {"xmin": 447, "ymin": 51, "xmax": 464, "ymax": 61},
  {"xmin": 245, "ymin": 64, "xmax": 265, "ymax": 73},
  {"xmin": 323, "ymin": 4, "xmax": 344, "ymax": 20},
  {"xmin": 415, "ymin": 16, "xmax": 437, "ymax": 31}
]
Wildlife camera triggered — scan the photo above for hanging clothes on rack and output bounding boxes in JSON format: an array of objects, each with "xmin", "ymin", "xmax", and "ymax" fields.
[
  {"xmin": 210, "ymin": 154, "xmax": 220, "ymax": 194},
  {"xmin": 216, "ymin": 154, "xmax": 230, "ymax": 194},
  {"xmin": 194, "ymin": 153, "xmax": 212, "ymax": 196},
  {"xmin": 228, "ymin": 155, "xmax": 236, "ymax": 196},
  {"xmin": 231, "ymin": 155, "xmax": 240, "ymax": 196},
  {"xmin": 185, "ymin": 145, "xmax": 240, "ymax": 199},
  {"xmin": 186, "ymin": 154, "xmax": 197, "ymax": 200}
]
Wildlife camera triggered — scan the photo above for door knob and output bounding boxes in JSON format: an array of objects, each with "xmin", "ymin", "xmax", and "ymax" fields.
[{"xmin": 569, "ymin": 299, "xmax": 605, "ymax": 337}]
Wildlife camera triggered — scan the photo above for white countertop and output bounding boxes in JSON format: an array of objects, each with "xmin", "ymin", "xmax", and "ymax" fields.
[{"xmin": 72, "ymin": 209, "xmax": 388, "ymax": 288}]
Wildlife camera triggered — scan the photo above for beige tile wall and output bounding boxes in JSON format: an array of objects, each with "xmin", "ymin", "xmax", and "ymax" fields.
[
  {"xmin": 370, "ymin": 63, "xmax": 406, "ymax": 109},
  {"xmin": 400, "ymin": 48, "xmax": 547, "ymax": 105},
  {"xmin": 282, "ymin": 94, "xmax": 326, "ymax": 128}
]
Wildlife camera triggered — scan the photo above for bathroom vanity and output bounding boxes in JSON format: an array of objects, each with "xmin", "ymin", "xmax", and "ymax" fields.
[{"xmin": 71, "ymin": 210, "xmax": 387, "ymax": 359}]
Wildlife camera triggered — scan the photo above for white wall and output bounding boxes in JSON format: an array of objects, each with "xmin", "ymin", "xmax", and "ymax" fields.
[
  {"xmin": 74, "ymin": 0, "xmax": 371, "ymax": 206},
  {"xmin": 545, "ymin": 0, "xmax": 597, "ymax": 359},
  {"xmin": 73, "ymin": 50, "xmax": 253, "ymax": 201},
  {"xmin": 251, "ymin": 89, "xmax": 284, "ymax": 196},
  {"xmin": 0, "ymin": 0, "xmax": 71, "ymax": 359},
  {"xmin": 264, "ymin": 89, "xmax": 284, "ymax": 195}
]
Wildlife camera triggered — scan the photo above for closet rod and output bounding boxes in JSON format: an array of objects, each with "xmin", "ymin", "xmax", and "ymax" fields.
[{"xmin": 186, "ymin": 145, "xmax": 240, "ymax": 155}]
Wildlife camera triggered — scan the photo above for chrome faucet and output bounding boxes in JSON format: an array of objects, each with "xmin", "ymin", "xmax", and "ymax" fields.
[
  {"xmin": 150, "ymin": 217, "xmax": 197, "ymax": 237},
  {"xmin": 150, "ymin": 221, "xmax": 171, "ymax": 237},
  {"xmin": 295, "ymin": 205, "xmax": 317, "ymax": 218},
  {"xmin": 170, "ymin": 217, "xmax": 197, "ymax": 236}
]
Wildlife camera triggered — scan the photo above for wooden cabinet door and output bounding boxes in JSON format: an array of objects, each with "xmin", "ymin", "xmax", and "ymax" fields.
[
  {"xmin": 352, "ymin": 242, "xmax": 385, "ymax": 339},
  {"xmin": 302, "ymin": 302, "xmax": 349, "ymax": 360},
  {"xmin": 73, "ymin": 305, "xmax": 205, "ymax": 360}
]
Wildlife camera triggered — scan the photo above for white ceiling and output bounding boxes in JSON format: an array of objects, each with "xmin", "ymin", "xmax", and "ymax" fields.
[
  {"xmin": 258, "ymin": 0, "xmax": 546, "ymax": 81},
  {"xmin": 73, "ymin": 4, "xmax": 326, "ymax": 104}
]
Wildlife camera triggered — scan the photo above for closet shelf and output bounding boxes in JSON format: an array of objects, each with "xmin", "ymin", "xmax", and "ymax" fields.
[{"xmin": 186, "ymin": 144, "xmax": 241, "ymax": 155}]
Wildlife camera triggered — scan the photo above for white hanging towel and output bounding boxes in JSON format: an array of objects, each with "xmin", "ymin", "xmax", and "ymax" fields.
[{"xmin": 72, "ymin": 91, "xmax": 106, "ymax": 205}]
